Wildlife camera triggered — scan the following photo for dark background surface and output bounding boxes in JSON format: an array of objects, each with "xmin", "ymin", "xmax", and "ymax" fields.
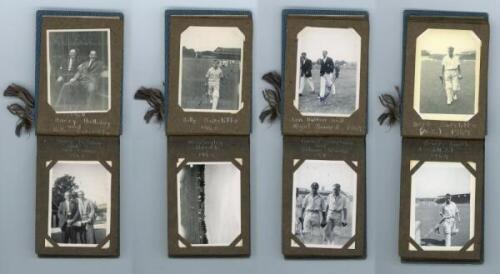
[{"xmin": 0, "ymin": 0, "xmax": 499, "ymax": 273}]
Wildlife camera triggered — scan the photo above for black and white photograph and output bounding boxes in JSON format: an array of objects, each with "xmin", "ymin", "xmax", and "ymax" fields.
[
  {"xmin": 410, "ymin": 161, "xmax": 476, "ymax": 251},
  {"xmin": 177, "ymin": 162, "xmax": 241, "ymax": 246},
  {"xmin": 413, "ymin": 29, "xmax": 481, "ymax": 121},
  {"xmin": 292, "ymin": 160, "xmax": 357, "ymax": 248},
  {"xmin": 294, "ymin": 27, "xmax": 361, "ymax": 117},
  {"xmin": 47, "ymin": 29, "xmax": 111, "ymax": 113},
  {"xmin": 47, "ymin": 161, "xmax": 112, "ymax": 248},
  {"xmin": 178, "ymin": 26, "xmax": 244, "ymax": 113}
]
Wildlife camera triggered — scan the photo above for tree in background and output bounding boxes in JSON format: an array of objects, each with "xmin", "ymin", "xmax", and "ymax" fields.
[
  {"xmin": 52, "ymin": 174, "xmax": 79, "ymax": 210},
  {"xmin": 182, "ymin": 46, "xmax": 196, "ymax": 58}
]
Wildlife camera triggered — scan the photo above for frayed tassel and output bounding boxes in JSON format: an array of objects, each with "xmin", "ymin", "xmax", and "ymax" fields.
[
  {"xmin": 377, "ymin": 86, "xmax": 401, "ymax": 127},
  {"xmin": 259, "ymin": 71, "xmax": 281, "ymax": 123},
  {"xmin": 134, "ymin": 87, "xmax": 165, "ymax": 123},
  {"xmin": 3, "ymin": 84, "xmax": 35, "ymax": 137}
]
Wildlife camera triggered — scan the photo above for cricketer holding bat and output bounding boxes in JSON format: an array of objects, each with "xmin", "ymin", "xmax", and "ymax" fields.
[
  {"xmin": 205, "ymin": 60, "xmax": 224, "ymax": 110},
  {"xmin": 437, "ymin": 193, "xmax": 461, "ymax": 247},
  {"xmin": 299, "ymin": 182, "xmax": 326, "ymax": 244},
  {"xmin": 440, "ymin": 46, "xmax": 463, "ymax": 105}
]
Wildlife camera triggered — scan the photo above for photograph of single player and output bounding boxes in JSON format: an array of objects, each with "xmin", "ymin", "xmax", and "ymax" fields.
[
  {"xmin": 177, "ymin": 162, "xmax": 241, "ymax": 246},
  {"xmin": 292, "ymin": 160, "xmax": 357, "ymax": 248},
  {"xmin": 48, "ymin": 161, "xmax": 112, "ymax": 247},
  {"xmin": 178, "ymin": 26, "xmax": 244, "ymax": 112},
  {"xmin": 414, "ymin": 29, "xmax": 481, "ymax": 120},
  {"xmin": 410, "ymin": 161, "xmax": 475, "ymax": 251},
  {"xmin": 47, "ymin": 29, "xmax": 111, "ymax": 113},
  {"xmin": 294, "ymin": 27, "xmax": 361, "ymax": 117}
]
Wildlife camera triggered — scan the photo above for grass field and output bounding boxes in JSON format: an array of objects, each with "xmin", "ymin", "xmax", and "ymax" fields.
[
  {"xmin": 180, "ymin": 57, "xmax": 241, "ymax": 110},
  {"xmin": 415, "ymin": 202, "xmax": 470, "ymax": 247},
  {"xmin": 298, "ymin": 65, "xmax": 357, "ymax": 115},
  {"xmin": 419, "ymin": 60, "xmax": 476, "ymax": 115}
]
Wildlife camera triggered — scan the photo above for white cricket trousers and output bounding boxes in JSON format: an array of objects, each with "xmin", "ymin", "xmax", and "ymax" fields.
[
  {"xmin": 299, "ymin": 76, "xmax": 314, "ymax": 94},
  {"xmin": 320, "ymin": 73, "xmax": 333, "ymax": 98},
  {"xmin": 208, "ymin": 82, "xmax": 220, "ymax": 110}
]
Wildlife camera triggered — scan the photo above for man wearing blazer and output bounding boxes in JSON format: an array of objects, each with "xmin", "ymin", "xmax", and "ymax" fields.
[
  {"xmin": 56, "ymin": 49, "xmax": 79, "ymax": 86},
  {"xmin": 54, "ymin": 49, "xmax": 79, "ymax": 106},
  {"xmin": 319, "ymin": 50, "xmax": 335, "ymax": 102},
  {"xmin": 76, "ymin": 190, "xmax": 97, "ymax": 244},
  {"xmin": 299, "ymin": 52, "xmax": 315, "ymax": 96},
  {"xmin": 57, "ymin": 191, "xmax": 80, "ymax": 243}
]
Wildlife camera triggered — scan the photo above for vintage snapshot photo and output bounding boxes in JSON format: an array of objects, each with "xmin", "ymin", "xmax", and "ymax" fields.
[
  {"xmin": 413, "ymin": 29, "xmax": 480, "ymax": 121},
  {"xmin": 36, "ymin": 10, "xmax": 123, "ymax": 136},
  {"xmin": 292, "ymin": 160, "xmax": 356, "ymax": 248},
  {"xmin": 168, "ymin": 136, "xmax": 250, "ymax": 256},
  {"xmin": 48, "ymin": 161, "xmax": 111, "ymax": 247},
  {"xmin": 294, "ymin": 27, "xmax": 360, "ymax": 117},
  {"xmin": 409, "ymin": 161, "xmax": 475, "ymax": 251},
  {"xmin": 177, "ymin": 162, "xmax": 241, "ymax": 246},
  {"xmin": 165, "ymin": 10, "xmax": 252, "ymax": 135},
  {"xmin": 47, "ymin": 29, "xmax": 111, "ymax": 113},
  {"xmin": 399, "ymin": 138, "xmax": 484, "ymax": 261},
  {"xmin": 282, "ymin": 136, "xmax": 365, "ymax": 258},
  {"xmin": 36, "ymin": 136, "xmax": 120, "ymax": 257},
  {"xmin": 282, "ymin": 10, "xmax": 369, "ymax": 136},
  {"xmin": 179, "ymin": 27, "xmax": 244, "ymax": 113},
  {"xmin": 401, "ymin": 10, "xmax": 489, "ymax": 139}
]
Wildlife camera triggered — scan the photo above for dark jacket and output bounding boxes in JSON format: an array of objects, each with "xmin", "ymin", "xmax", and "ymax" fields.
[
  {"xmin": 319, "ymin": 57, "xmax": 335, "ymax": 76},
  {"xmin": 300, "ymin": 58, "xmax": 313, "ymax": 78},
  {"xmin": 57, "ymin": 57, "xmax": 80, "ymax": 80},
  {"xmin": 57, "ymin": 199, "xmax": 80, "ymax": 228}
]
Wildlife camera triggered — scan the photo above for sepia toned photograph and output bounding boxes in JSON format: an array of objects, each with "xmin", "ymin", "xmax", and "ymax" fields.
[
  {"xmin": 177, "ymin": 162, "xmax": 241, "ymax": 246},
  {"xmin": 409, "ymin": 161, "xmax": 475, "ymax": 251},
  {"xmin": 292, "ymin": 160, "xmax": 357, "ymax": 248},
  {"xmin": 48, "ymin": 161, "xmax": 112, "ymax": 247},
  {"xmin": 294, "ymin": 27, "xmax": 361, "ymax": 117},
  {"xmin": 413, "ymin": 29, "xmax": 481, "ymax": 121},
  {"xmin": 178, "ymin": 26, "xmax": 244, "ymax": 113},
  {"xmin": 47, "ymin": 29, "xmax": 111, "ymax": 113}
]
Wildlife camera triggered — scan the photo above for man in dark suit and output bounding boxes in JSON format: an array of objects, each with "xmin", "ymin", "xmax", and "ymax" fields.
[
  {"xmin": 54, "ymin": 49, "xmax": 79, "ymax": 104},
  {"xmin": 57, "ymin": 191, "xmax": 80, "ymax": 243},
  {"xmin": 299, "ymin": 52, "xmax": 314, "ymax": 96},
  {"xmin": 319, "ymin": 50, "xmax": 335, "ymax": 102}
]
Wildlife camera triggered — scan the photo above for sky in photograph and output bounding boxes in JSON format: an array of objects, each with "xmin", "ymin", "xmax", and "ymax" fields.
[
  {"xmin": 297, "ymin": 27, "xmax": 361, "ymax": 62},
  {"xmin": 180, "ymin": 26, "xmax": 244, "ymax": 51},
  {"xmin": 293, "ymin": 160, "xmax": 356, "ymax": 195},
  {"xmin": 417, "ymin": 28, "xmax": 481, "ymax": 54},
  {"xmin": 50, "ymin": 161, "xmax": 111, "ymax": 205},
  {"xmin": 412, "ymin": 161, "xmax": 474, "ymax": 198}
]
